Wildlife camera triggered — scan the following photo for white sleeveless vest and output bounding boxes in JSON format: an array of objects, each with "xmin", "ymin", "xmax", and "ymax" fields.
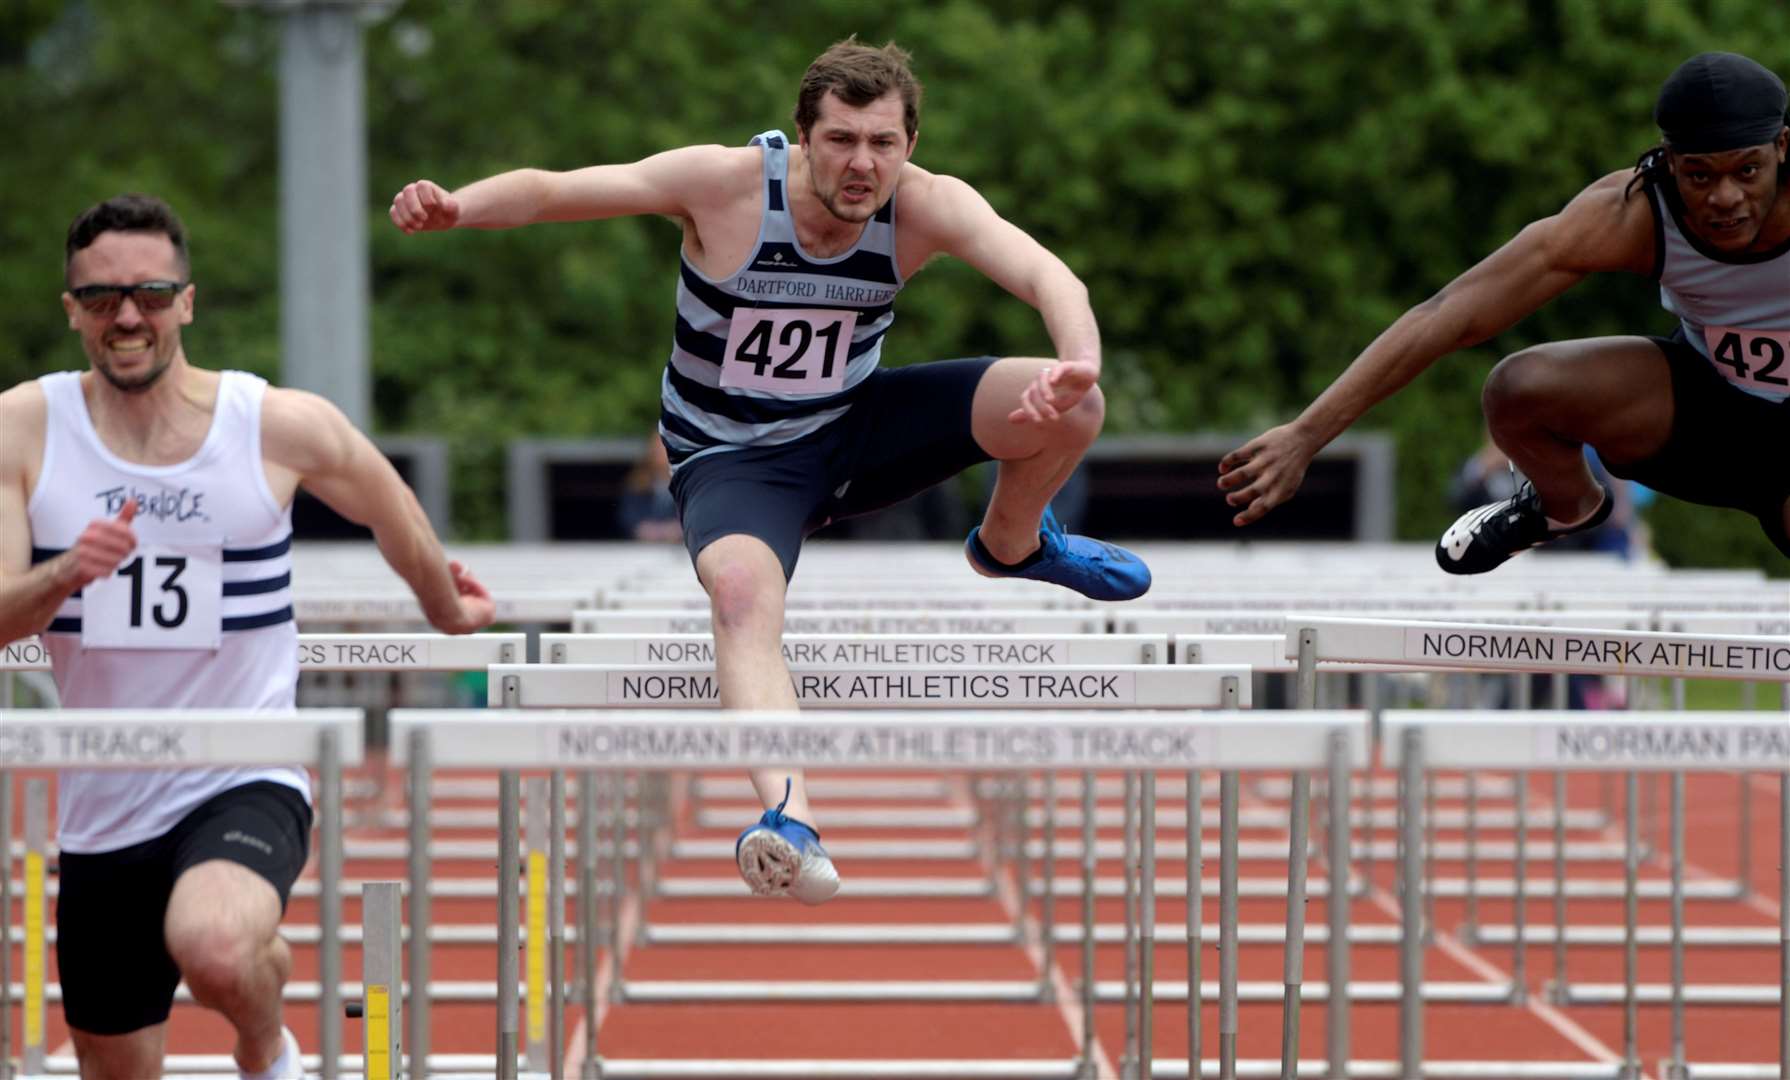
[{"xmin": 28, "ymin": 370, "xmax": 308, "ymax": 853}]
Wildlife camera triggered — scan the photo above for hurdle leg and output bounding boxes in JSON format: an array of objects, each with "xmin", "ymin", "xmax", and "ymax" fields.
[
  {"xmin": 579, "ymin": 771, "xmax": 601, "ymax": 1079},
  {"xmin": 1666, "ymin": 770, "xmax": 1687, "ymax": 1080},
  {"xmin": 319, "ymin": 727, "xmax": 343, "ymax": 1080},
  {"xmin": 497, "ymin": 770, "xmax": 521, "ymax": 1080},
  {"xmin": 524, "ymin": 778, "xmax": 549, "ymax": 1072},
  {"xmin": 609, "ymin": 772, "xmax": 627, "ymax": 1002},
  {"xmin": 406, "ymin": 730, "xmax": 433, "ymax": 1078},
  {"xmin": 1079, "ymin": 770, "xmax": 1098, "ymax": 1080},
  {"xmin": 1399, "ymin": 729, "xmax": 1423, "ymax": 1080},
  {"xmin": 1549, "ymin": 674, "xmax": 1570, "ymax": 1005},
  {"xmin": 1779, "ymin": 773, "xmax": 1788, "ymax": 1079},
  {"xmin": 1188, "ymin": 768, "xmax": 1202, "ymax": 1080},
  {"xmin": 1219, "ymin": 771, "xmax": 1239, "ymax": 1080},
  {"xmin": 0, "ymin": 770, "xmax": 9, "ymax": 1080},
  {"xmin": 361, "ymin": 882, "xmax": 402, "ymax": 1080},
  {"xmin": 1140, "ymin": 772, "xmax": 1157, "ymax": 1080},
  {"xmin": 551, "ymin": 770, "xmax": 568, "ymax": 1080},
  {"xmin": 1122, "ymin": 770, "xmax": 1139, "ymax": 1076},
  {"xmin": 1326, "ymin": 730, "xmax": 1350, "ymax": 1078},
  {"xmin": 22, "ymin": 780, "xmax": 45, "ymax": 1079},
  {"xmin": 1622, "ymin": 771, "xmax": 1640, "ymax": 1080},
  {"xmin": 1279, "ymin": 771, "xmax": 1310, "ymax": 1080},
  {"xmin": 1041, "ymin": 771, "xmax": 1057, "ymax": 996}
]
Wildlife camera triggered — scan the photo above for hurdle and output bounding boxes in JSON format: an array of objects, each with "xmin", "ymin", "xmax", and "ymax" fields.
[
  {"xmin": 1293, "ymin": 616, "xmax": 1790, "ymax": 1079},
  {"xmin": 0, "ymin": 708, "xmax": 361, "ymax": 1079},
  {"xmin": 389, "ymin": 707, "xmax": 1368, "ymax": 1080}
]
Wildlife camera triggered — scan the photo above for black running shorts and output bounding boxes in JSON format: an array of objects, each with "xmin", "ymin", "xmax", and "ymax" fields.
[
  {"xmin": 671, "ymin": 357, "xmax": 998, "ymax": 577},
  {"xmin": 56, "ymin": 781, "xmax": 312, "ymax": 1035},
  {"xmin": 1601, "ymin": 334, "xmax": 1790, "ymax": 556}
]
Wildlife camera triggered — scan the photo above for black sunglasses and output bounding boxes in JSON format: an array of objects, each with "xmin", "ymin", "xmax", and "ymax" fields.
[{"xmin": 69, "ymin": 280, "xmax": 185, "ymax": 316}]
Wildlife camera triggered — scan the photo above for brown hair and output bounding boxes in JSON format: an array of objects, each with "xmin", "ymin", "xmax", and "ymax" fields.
[
  {"xmin": 794, "ymin": 37, "xmax": 923, "ymax": 142},
  {"xmin": 65, "ymin": 194, "xmax": 190, "ymax": 284}
]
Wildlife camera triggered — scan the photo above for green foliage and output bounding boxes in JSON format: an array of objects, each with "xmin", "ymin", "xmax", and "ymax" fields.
[{"xmin": 3, "ymin": 0, "xmax": 1786, "ymax": 571}]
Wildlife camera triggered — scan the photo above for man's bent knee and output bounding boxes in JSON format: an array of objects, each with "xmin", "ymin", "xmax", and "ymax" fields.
[
  {"xmin": 166, "ymin": 925, "xmax": 263, "ymax": 1006},
  {"xmin": 697, "ymin": 536, "xmax": 786, "ymax": 636},
  {"xmin": 1482, "ymin": 345, "xmax": 1564, "ymax": 424}
]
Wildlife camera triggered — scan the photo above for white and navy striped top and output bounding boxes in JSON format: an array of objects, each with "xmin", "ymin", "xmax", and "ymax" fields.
[
  {"xmin": 28, "ymin": 369, "xmax": 307, "ymax": 852},
  {"xmin": 659, "ymin": 130, "xmax": 906, "ymax": 467},
  {"xmin": 1650, "ymin": 181, "xmax": 1790, "ymax": 403}
]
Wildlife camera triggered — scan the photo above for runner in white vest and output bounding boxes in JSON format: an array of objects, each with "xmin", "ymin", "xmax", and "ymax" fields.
[
  {"xmin": 1220, "ymin": 51, "xmax": 1790, "ymax": 570},
  {"xmin": 0, "ymin": 194, "xmax": 496, "ymax": 1080}
]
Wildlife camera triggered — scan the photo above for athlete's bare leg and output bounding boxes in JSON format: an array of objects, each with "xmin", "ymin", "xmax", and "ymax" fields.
[
  {"xmin": 696, "ymin": 533, "xmax": 814, "ymax": 821},
  {"xmin": 163, "ymin": 860, "xmax": 290, "ymax": 1074},
  {"xmin": 70, "ymin": 1026, "xmax": 166, "ymax": 1080},
  {"xmin": 1482, "ymin": 336, "xmax": 1676, "ymax": 522},
  {"xmin": 966, "ymin": 356, "xmax": 1106, "ymax": 566}
]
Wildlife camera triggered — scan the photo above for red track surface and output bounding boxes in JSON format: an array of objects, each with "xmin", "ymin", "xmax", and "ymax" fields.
[{"xmin": 11, "ymin": 755, "xmax": 1786, "ymax": 1076}]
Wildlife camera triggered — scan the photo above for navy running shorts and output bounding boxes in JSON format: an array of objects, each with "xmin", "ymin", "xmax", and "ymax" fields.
[
  {"xmin": 1602, "ymin": 334, "xmax": 1790, "ymax": 556},
  {"xmin": 671, "ymin": 356, "xmax": 998, "ymax": 578},
  {"xmin": 56, "ymin": 781, "xmax": 312, "ymax": 1035}
]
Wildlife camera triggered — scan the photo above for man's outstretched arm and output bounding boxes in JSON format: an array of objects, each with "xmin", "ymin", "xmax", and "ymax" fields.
[
  {"xmin": 262, "ymin": 389, "xmax": 494, "ymax": 635},
  {"xmin": 389, "ymin": 144, "xmax": 737, "ymax": 233},
  {"xmin": 1217, "ymin": 169, "xmax": 1658, "ymax": 526}
]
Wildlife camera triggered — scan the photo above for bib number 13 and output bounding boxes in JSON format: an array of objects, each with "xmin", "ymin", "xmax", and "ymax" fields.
[
  {"xmin": 81, "ymin": 543, "xmax": 222, "ymax": 650},
  {"xmin": 119, "ymin": 556, "xmax": 188, "ymax": 628},
  {"xmin": 720, "ymin": 309, "xmax": 858, "ymax": 393}
]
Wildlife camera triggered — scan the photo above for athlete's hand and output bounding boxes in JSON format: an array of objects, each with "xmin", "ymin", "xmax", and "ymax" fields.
[
  {"xmin": 432, "ymin": 560, "xmax": 496, "ymax": 635},
  {"xmin": 389, "ymin": 180, "xmax": 461, "ymax": 234},
  {"xmin": 1009, "ymin": 360, "xmax": 1099, "ymax": 425},
  {"xmin": 62, "ymin": 500, "xmax": 138, "ymax": 589},
  {"xmin": 1217, "ymin": 423, "xmax": 1320, "ymax": 527}
]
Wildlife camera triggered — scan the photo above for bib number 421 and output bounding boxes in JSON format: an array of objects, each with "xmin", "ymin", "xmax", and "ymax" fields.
[{"xmin": 720, "ymin": 309, "xmax": 858, "ymax": 393}]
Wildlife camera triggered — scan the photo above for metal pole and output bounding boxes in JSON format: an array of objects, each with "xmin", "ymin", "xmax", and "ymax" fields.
[
  {"xmin": 1122, "ymin": 771, "xmax": 1139, "ymax": 1075},
  {"xmin": 497, "ymin": 770, "xmax": 521, "ymax": 1080},
  {"xmin": 0, "ymin": 770, "xmax": 10, "ymax": 1080},
  {"xmin": 1042, "ymin": 771, "xmax": 1058, "ymax": 992},
  {"xmin": 1463, "ymin": 771, "xmax": 1479, "ymax": 940},
  {"xmin": 1512, "ymin": 769, "xmax": 1529, "ymax": 1001},
  {"xmin": 361, "ymin": 882, "xmax": 403, "ymax": 1080},
  {"xmin": 1141, "ymin": 772, "xmax": 1157, "ymax": 1079},
  {"xmin": 1280, "ymin": 772, "xmax": 1310, "ymax": 1080},
  {"xmin": 1080, "ymin": 770, "xmax": 1098, "ymax": 1080},
  {"xmin": 22, "ymin": 780, "xmax": 45, "ymax": 1078},
  {"xmin": 524, "ymin": 778, "xmax": 549, "ymax": 1073},
  {"xmin": 609, "ymin": 772, "xmax": 626, "ymax": 999},
  {"xmin": 319, "ymin": 727, "xmax": 343, "ymax": 1080},
  {"xmin": 1296, "ymin": 629, "xmax": 1317, "ymax": 711},
  {"xmin": 1220, "ymin": 771, "xmax": 1240, "ymax": 1080},
  {"xmin": 1668, "ymin": 770, "xmax": 1687, "ymax": 1079},
  {"xmin": 1188, "ymin": 768, "xmax": 1202, "ymax": 1080},
  {"xmin": 1326, "ymin": 731, "xmax": 1350, "ymax": 1077},
  {"xmin": 1399, "ymin": 729, "xmax": 1423, "ymax": 1080},
  {"xmin": 1014, "ymin": 774, "xmax": 1032, "ymax": 953},
  {"xmin": 579, "ymin": 772, "xmax": 601, "ymax": 1080},
  {"xmin": 407, "ymin": 729, "xmax": 432, "ymax": 1079},
  {"xmin": 1622, "ymin": 772, "xmax": 1639, "ymax": 1079},
  {"xmin": 1779, "ymin": 773, "xmax": 1789, "ymax": 1080},
  {"xmin": 1550, "ymin": 675, "xmax": 1569, "ymax": 1006},
  {"xmin": 551, "ymin": 771, "xmax": 568, "ymax": 1080}
]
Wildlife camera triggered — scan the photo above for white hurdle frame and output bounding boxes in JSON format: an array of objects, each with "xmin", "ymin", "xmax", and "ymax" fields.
[
  {"xmin": 1294, "ymin": 616, "xmax": 1789, "ymax": 1080},
  {"xmin": 389, "ymin": 708, "xmax": 1368, "ymax": 1080},
  {"xmin": 0, "ymin": 709, "xmax": 362, "ymax": 1080}
]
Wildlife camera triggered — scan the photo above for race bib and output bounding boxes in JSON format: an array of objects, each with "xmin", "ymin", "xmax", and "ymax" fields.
[
  {"xmin": 1702, "ymin": 326, "xmax": 1790, "ymax": 396},
  {"xmin": 719, "ymin": 309, "xmax": 858, "ymax": 393},
  {"xmin": 81, "ymin": 541, "xmax": 223, "ymax": 650}
]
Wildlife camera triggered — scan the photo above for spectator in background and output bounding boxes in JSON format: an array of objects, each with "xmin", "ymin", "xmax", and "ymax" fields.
[{"xmin": 617, "ymin": 436, "xmax": 682, "ymax": 542}]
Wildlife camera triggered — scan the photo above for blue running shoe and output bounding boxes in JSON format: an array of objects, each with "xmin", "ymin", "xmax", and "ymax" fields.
[
  {"xmin": 965, "ymin": 507, "xmax": 1152, "ymax": 601},
  {"xmin": 735, "ymin": 780, "xmax": 840, "ymax": 906}
]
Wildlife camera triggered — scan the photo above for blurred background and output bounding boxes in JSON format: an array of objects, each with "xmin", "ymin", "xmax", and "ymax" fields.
[{"xmin": 4, "ymin": 0, "xmax": 1786, "ymax": 574}]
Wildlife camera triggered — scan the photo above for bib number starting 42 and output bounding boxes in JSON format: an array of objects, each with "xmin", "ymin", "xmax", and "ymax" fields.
[{"xmin": 720, "ymin": 309, "xmax": 858, "ymax": 393}]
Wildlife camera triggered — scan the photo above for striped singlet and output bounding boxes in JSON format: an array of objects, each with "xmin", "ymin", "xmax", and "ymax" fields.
[{"xmin": 658, "ymin": 130, "xmax": 906, "ymax": 469}]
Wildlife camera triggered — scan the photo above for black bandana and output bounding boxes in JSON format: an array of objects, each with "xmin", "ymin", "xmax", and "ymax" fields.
[{"xmin": 1656, "ymin": 52, "xmax": 1787, "ymax": 154}]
